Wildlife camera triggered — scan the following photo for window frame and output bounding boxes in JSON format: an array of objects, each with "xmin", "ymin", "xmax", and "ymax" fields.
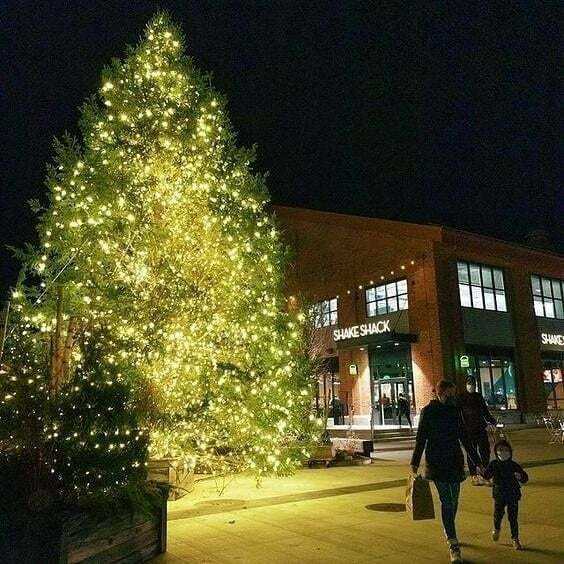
[
  {"xmin": 457, "ymin": 260, "xmax": 507, "ymax": 312},
  {"xmin": 543, "ymin": 358, "xmax": 564, "ymax": 410},
  {"xmin": 531, "ymin": 274, "xmax": 564, "ymax": 320},
  {"xmin": 473, "ymin": 354, "xmax": 518, "ymax": 410},
  {"xmin": 365, "ymin": 278, "xmax": 409, "ymax": 318},
  {"xmin": 312, "ymin": 297, "xmax": 338, "ymax": 328}
]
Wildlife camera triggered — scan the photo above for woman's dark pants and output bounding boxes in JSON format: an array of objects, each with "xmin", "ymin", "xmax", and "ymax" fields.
[
  {"xmin": 434, "ymin": 481, "xmax": 461, "ymax": 541},
  {"xmin": 467, "ymin": 430, "xmax": 491, "ymax": 475}
]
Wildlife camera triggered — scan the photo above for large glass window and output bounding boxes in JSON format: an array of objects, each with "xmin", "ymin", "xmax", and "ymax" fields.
[
  {"xmin": 531, "ymin": 275, "xmax": 564, "ymax": 320},
  {"xmin": 469, "ymin": 354, "xmax": 517, "ymax": 410},
  {"xmin": 366, "ymin": 279, "xmax": 408, "ymax": 317},
  {"xmin": 543, "ymin": 357, "xmax": 564, "ymax": 410},
  {"xmin": 457, "ymin": 261, "xmax": 507, "ymax": 312},
  {"xmin": 312, "ymin": 298, "xmax": 338, "ymax": 328}
]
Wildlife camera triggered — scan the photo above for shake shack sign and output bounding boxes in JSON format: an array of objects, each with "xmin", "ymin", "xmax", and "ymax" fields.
[
  {"xmin": 538, "ymin": 318, "xmax": 564, "ymax": 351},
  {"xmin": 540, "ymin": 332, "xmax": 564, "ymax": 350},
  {"xmin": 333, "ymin": 320, "xmax": 391, "ymax": 342}
]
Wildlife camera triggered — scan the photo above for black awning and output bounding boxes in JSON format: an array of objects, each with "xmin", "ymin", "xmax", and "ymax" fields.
[{"xmin": 335, "ymin": 330, "xmax": 417, "ymax": 351}]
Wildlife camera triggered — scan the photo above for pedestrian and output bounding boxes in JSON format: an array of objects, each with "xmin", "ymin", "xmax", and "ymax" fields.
[
  {"xmin": 458, "ymin": 376, "xmax": 497, "ymax": 486},
  {"xmin": 482, "ymin": 439, "xmax": 528, "ymax": 550},
  {"xmin": 410, "ymin": 380, "xmax": 484, "ymax": 563},
  {"xmin": 397, "ymin": 392, "xmax": 412, "ymax": 430},
  {"xmin": 332, "ymin": 396, "xmax": 343, "ymax": 426}
]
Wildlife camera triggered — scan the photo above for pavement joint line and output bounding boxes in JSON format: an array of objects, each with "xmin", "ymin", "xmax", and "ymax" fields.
[
  {"xmin": 169, "ymin": 457, "xmax": 564, "ymax": 521},
  {"xmin": 520, "ymin": 456, "xmax": 564, "ymax": 469}
]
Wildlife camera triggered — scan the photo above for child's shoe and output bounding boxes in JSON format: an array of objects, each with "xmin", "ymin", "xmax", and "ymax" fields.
[
  {"xmin": 512, "ymin": 538, "xmax": 523, "ymax": 550},
  {"xmin": 447, "ymin": 540, "xmax": 463, "ymax": 563},
  {"xmin": 491, "ymin": 529, "xmax": 500, "ymax": 542}
]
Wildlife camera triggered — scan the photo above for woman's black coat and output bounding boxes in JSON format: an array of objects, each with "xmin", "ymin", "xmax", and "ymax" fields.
[{"xmin": 411, "ymin": 399, "xmax": 481, "ymax": 483}]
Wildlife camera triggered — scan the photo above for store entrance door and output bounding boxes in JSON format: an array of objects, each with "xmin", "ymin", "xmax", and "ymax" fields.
[
  {"xmin": 374, "ymin": 378, "xmax": 409, "ymax": 425},
  {"xmin": 370, "ymin": 346, "xmax": 415, "ymax": 428}
]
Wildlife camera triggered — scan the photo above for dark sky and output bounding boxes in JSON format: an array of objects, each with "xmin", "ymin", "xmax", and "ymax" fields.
[{"xmin": 1, "ymin": 1, "xmax": 562, "ymax": 296}]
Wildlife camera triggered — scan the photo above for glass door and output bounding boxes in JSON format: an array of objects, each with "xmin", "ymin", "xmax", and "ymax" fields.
[
  {"xmin": 378, "ymin": 381, "xmax": 395, "ymax": 425},
  {"xmin": 373, "ymin": 378, "xmax": 410, "ymax": 426},
  {"xmin": 370, "ymin": 346, "xmax": 415, "ymax": 428}
]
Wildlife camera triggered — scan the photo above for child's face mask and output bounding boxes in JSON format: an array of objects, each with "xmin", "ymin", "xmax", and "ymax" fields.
[{"xmin": 497, "ymin": 450, "xmax": 511, "ymax": 461}]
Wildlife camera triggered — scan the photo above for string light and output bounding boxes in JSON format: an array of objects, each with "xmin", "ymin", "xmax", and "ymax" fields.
[
  {"xmin": 321, "ymin": 259, "xmax": 419, "ymax": 300},
  {"xmin": 2, "ymin": 12, "xmax": 320, "ymax": 482}
]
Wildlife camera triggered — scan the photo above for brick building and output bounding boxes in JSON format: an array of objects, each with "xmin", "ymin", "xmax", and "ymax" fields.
[{"xmin": 274, "ymin": 206, "xmax": 564, "ymax": 428}]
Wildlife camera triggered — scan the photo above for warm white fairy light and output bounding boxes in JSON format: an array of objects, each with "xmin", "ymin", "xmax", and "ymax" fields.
[{"xmin": 4, "ymin": 13, "xmax": 319, "ymax": 480}]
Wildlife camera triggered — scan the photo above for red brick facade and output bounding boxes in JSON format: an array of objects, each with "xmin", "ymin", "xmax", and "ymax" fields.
[{"xmin": 274, "ymin": 205, "xmax": 564, "ymax": 421}]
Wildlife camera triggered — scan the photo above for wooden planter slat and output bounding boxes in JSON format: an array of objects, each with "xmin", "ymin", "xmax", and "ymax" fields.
[
  {"xmin": 74, "ymin": 527, "xmax": 159, "ymax": 564},
  {"xmin": 115, "ymin": 543, "xmax": 163, "ymax": 564},
  {"xmin": 60, "ymin": 489, "xmax": 167, "ymax": 563},
  {"xmin": 67, "ymin": 519, "xmax": 158, "ymax": 562},
  {"xmin": 66, "ymin": 513, "xmax": 152, "ymax": 544}
]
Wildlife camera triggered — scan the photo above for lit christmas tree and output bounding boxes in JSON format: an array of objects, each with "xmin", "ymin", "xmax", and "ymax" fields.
[
  {"xmin": 9, "ymin": 13, "xmax": 318, "ymax": 478},
  {"xmin": 0, "ymin": 314, "xmax": 148, "ymax": 505}
]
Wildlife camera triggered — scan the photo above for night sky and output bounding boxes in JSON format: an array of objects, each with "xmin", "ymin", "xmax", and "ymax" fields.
[{"xmin": 1, "ymin": 1, "xmax": 561, "ymax": 297}]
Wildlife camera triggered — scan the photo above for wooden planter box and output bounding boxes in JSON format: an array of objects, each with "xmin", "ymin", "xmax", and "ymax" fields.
[
  {"xmin": 307, "ymin": 445, "xmax": 334, "ymax": 468},
  {"xmin": 60, "ymin": 493, "xmax": 167, "ymax": 563},
  {"xmin": 147, "ymin": 458, "xmax": 195, "ymax": 500},
  {"xmin": 2, "ymin": 487, "xmax": 167, "ymax": 563}
]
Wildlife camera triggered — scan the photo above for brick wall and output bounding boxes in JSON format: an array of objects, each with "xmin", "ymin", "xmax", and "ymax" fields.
[{"xmin": 275, "ymin": 205, "xmax": 564, "ymax": 417}]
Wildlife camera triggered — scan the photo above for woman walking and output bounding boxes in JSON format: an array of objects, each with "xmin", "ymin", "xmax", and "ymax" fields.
[{"xmin": 410, "ymin": 380, "xmax": 484, "ymax": 563}]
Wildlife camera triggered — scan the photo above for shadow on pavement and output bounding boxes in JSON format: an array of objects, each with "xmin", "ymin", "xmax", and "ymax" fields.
[{"xmin": 365, "ymin": 503, "xmax": 406, "ymax": 512}]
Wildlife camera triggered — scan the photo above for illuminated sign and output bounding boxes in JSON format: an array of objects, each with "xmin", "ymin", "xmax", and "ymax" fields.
[
  {"xmin": 333, "ymin": 320, "xmax": 391, "ymax": 342},
  {"xmin": 349, "ymin": 364, "xmax": 358, "ymax": 376},
  {"xmin": 541, "ymin": 333, "xmax": 564, "ymax": 347},
  {"xmin": 460, "ymin": 355, "xmax": 470, "ymax": 368}
]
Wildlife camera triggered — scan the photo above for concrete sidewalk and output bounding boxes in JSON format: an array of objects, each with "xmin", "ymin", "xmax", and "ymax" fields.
[{"xmin": 155, "ymin": 429, "xmax": 564, "ymax": 563}]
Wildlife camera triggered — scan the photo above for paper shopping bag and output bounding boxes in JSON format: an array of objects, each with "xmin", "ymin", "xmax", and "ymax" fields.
[{"xmin": 406, "ymin": 474, "xmax": 435, "ymax": 520}]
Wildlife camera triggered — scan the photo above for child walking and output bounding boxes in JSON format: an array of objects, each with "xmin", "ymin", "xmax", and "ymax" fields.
[{"xmin": 483, "ymin": 439, "xmax": 528, "ymax": 550}]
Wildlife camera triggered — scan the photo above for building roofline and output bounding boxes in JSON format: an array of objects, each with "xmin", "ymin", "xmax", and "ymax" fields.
[
  {"xmin": 271, "ymin": 204, "xmax": 444, "ymax": 241},
  {"xmin": 440, "ymin": 225, "xmax": 563, "ymax": 260},
  {"xmin": 272, "ymin": 204, "xmax": 563, "ymax": 261}
]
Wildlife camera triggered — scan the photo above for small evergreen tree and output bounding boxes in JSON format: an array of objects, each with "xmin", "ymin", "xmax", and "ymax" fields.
[
  {"xmin": 0, "ymin": 318, "xmax": 147, "ymax": 505},
  {"xmin": 10, "ymin": 12, "xmax": 318, "ymax": 477}
]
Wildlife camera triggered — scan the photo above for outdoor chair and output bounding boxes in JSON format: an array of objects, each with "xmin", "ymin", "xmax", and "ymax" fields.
[{"xmin": 543, "ymin": 416, "xmax": 563, "ymax": 444}]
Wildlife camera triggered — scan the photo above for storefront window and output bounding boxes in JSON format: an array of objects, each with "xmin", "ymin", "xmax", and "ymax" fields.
[
  {"xmin": 471, "ymin": 354, "xmax": 517, "ymax": 409},
  {"xmin": 312, "ymin": 298, "xmax": 338, "ymax": 328},
  {"xmin": 543, "ymin": 357, "xmax": 564, "ymax": 410},
  {"xmin": 315, "ymin": 360, "xmax": 340, "ymax": 416},
  {"xmin": 366, "ymin": 278, "xmax": 408, "ymax": 317},
  {"xmin": 457, "ymin": 261, "xmax": 507, "ymax": 312},
  {"xmin": 531, "ymin": 275, "xmax": 564, "ymax": 320}
]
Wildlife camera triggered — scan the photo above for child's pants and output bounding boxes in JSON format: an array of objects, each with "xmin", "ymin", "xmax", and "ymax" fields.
[{"xmin": 494, "ymin": 499, "xmax": 519, "ymax": 539}]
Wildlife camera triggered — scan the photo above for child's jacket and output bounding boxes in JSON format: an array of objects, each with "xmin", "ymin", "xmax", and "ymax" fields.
[{"xmin": 483, "ymin": 458, "xmax": 528, "ymax": 501}]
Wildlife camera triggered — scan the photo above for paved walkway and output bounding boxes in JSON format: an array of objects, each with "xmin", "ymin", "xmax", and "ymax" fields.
[{"xmin": 155, "ymin": 428, "xmax": 564, "ymax": 563}]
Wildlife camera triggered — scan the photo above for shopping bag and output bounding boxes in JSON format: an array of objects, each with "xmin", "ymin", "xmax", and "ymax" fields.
[{"xmin": 406, "ymin": 474, "xmax": 435, "ymax": 520}]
